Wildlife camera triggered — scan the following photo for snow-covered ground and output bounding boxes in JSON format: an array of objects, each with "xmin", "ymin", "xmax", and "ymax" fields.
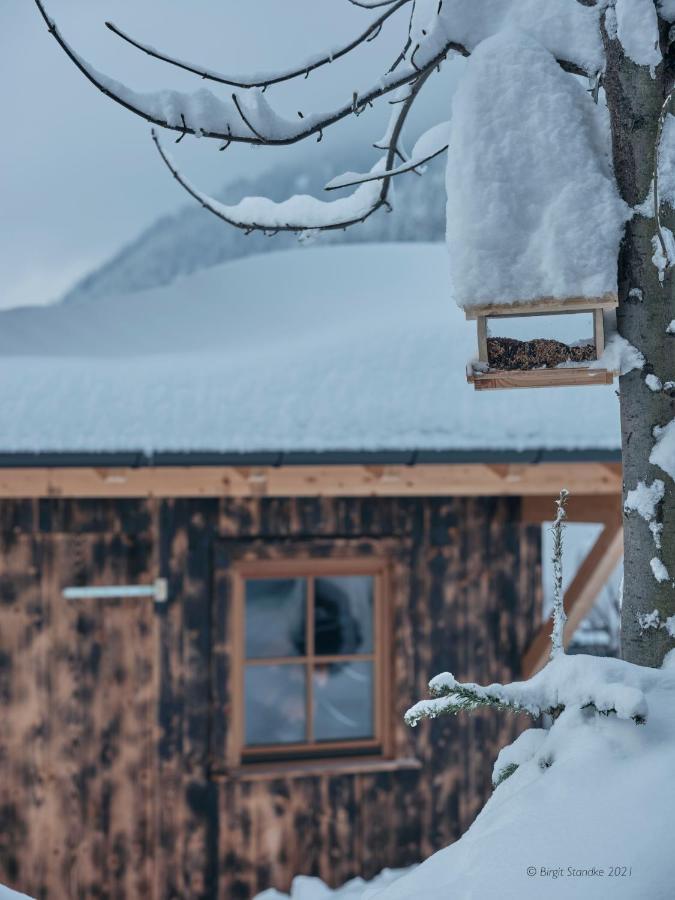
[
  {"xmin": 0, "ymin": 243, "xmax": 620, "ymax": 455},
  {"xmin": 251, "ymin": 653, "xmax": 675, "ymax": 900},
  {"xmin": 254, "ymin": 867, "xmax": 415, "ymax": 900},
  {"xmin": 371, "ymin": 653, "xmax": 675, "ymax": 900},
  {"xmin": 0, "ymin": 884, "xmax": 32, "ymax": 900}
]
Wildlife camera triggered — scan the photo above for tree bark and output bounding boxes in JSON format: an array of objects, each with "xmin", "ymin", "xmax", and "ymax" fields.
[{"xmin": 603, "ymin": 13, "xmax": 675, "ymax": 667}]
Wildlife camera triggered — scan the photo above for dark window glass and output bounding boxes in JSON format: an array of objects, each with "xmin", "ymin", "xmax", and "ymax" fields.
[
  {"xmin": 313, "ymin": 576, "xmax": 374, "ymax": 655},
  {"xmin": 244, "ymin": 664, "xmax": 306, "ymax": 745},
  {"xmin": 245, "ymin": 578, "xmax": 306, "ymax": 659},
  {"xmin": 313, "ymin": 661, "xmax": 374, "ymax": 741}
]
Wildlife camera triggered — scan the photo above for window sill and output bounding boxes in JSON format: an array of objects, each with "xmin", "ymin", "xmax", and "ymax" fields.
[{"xmin": 210, "ymin": 756, "xmax": 422, "ymax": 782}]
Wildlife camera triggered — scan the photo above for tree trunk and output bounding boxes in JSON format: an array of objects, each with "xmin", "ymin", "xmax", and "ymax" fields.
[{"xmin": 603, "ymin": 14, "xmax": 675, "ymax": 667}]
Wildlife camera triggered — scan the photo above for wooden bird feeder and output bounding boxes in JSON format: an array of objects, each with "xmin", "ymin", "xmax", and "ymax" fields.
[{"xmin": 465, "ymin": 295, "xmax": 619, "ymax": 391}]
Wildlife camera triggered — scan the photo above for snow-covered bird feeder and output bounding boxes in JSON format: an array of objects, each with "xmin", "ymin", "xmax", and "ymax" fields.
[
  {"xmin": 465, "ymin": 295, "xmax": 618, "ymax": 391},
  {"xmin": 446, "ymin": 30, "xmax": 629, "ymax": 392}
]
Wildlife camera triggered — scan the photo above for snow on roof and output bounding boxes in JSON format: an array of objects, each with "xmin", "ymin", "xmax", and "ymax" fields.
[
  {"xmin": 446, "ymin": 30, "xmax": 628, "ymax": 309},
  {"xmin": 0, "ymin": 243, "xmax": 620, "ymax": 459}
]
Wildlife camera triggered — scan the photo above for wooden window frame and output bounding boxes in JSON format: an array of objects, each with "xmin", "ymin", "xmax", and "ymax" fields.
[{"xmin": 229, "ymin": 556, "xmax": 392, "ymax": 768}]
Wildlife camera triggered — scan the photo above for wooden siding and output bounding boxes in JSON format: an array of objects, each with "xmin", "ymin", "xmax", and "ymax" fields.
[{"xmin": 0, "ymin": 496, "xmax": 540, "ymax": 899}]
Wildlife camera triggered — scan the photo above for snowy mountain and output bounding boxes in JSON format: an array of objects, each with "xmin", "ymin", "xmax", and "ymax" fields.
[{"xmin": 62, "ymin": 151, "xmax": 446, "ymax": 306}]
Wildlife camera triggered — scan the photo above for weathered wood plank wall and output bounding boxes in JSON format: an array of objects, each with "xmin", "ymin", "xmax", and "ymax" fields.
[
  {"xmin": 0, "ymin": 496, "xmax": 539, "ymax": 899},
  {"xmin": 0, "ymin": 501, "xmax": 158, "ymax": 899}
]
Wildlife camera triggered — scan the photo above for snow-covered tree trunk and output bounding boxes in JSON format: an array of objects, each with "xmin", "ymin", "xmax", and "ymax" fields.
[{"xmin": 604, "ymin": 13, "xmax": 675, "ymax": 667}]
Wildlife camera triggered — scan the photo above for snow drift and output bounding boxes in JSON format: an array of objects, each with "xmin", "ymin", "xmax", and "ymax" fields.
[{"xmin": 370, "ymin": 653, "xmax": 675, "ymax": 900}]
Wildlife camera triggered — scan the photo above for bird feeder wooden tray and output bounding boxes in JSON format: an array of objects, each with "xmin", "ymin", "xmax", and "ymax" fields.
[{"xmin": 465, "ymin": 295, "xmax": 618, "ymax": 391}]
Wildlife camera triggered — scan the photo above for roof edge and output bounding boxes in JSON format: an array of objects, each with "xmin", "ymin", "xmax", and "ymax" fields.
[{"xmin": 0, "ymin": 448, "xmax": 622, "ymax": 469}]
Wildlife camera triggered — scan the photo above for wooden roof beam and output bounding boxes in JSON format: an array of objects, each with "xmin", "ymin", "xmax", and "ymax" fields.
[
  {"xmin": 521, "ymin": 493, "xmax": 623, "ymax": 524},
  {"xmin": 0, "ymin": 462, "xmax": 622, "ymax": 499}
]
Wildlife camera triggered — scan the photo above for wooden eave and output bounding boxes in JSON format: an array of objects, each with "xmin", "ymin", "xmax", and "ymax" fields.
[{"xmin": 0, "ymin": 461, "xmax": 622, "ymax": 499}]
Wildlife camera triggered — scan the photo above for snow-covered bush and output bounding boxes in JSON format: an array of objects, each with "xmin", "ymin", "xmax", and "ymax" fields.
[
  {"xmin": 405, "ymin": 653, "xmax": 647, "ymax": 731},
  {"xmin": 372, "ymin": 653, "xmax": 675, "ymax": 900}
]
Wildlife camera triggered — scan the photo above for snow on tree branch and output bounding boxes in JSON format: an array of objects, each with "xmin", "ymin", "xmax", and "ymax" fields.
[
  {"xmin": 406, "ymin": 489, "xmax": 647, "ymax": 731},
  {"xmin": 407, "ymin": 0, "xmax": 603, "ymax": 76},
  {"xmin": 151, "ymin": 67, "xmax": 433, "ymax": 233},
  {"xmin": 324, "ymin": 120, "xmax": 450, "ymax": 190},
  {"xmin": 446, "ymin": 28, "xmax": 627, "ymax": 309},
  {"xmin": 405, "ymin": 654, "xmax": 649, "ymax": 728},
  {"xmin": 153, "ymin": 133, "xmax": 386, "ymax": 233},
  {"xmin": 34, "ymin": 0, "xmax": 462, "ymax": 146},
  {"xmin": 35, "ymin": 0, "xmax": 600, "ymax": 149},
  {"xmin": 104, "ymin": 0, "xmax": 413, "ymax": 91},
  {"xmin": 34, "ymin": 0, "xmax": 606, "ymax": 238}
]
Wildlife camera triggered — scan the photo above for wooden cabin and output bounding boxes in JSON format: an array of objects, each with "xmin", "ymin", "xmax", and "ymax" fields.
[{"xmin": 0, "ymin": 245, "xmax": 623, "ymax": 899}]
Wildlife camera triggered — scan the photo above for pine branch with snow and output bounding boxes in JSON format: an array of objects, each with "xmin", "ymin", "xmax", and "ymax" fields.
[
  {"xmin": 406, "ymin": 491, "xmax": 647, "ymax": 731},
  {"xmin": 405, "ymin": 654, "xmax": 648, "ymax": 729}
]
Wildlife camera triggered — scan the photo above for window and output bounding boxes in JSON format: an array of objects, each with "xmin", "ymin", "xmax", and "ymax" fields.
[{"xmin": 234, "ymin": 559, "xmax": 389, "ymax": 764}]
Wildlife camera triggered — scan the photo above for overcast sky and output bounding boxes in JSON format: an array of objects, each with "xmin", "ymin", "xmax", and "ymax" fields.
[{"xmin": 1, "ymin": 1, "xmax": 456, "ymax": 310}]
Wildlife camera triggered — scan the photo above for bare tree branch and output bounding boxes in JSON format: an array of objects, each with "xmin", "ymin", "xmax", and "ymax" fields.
[
  {"xmin": 105, "ymin": 0, "xmax": 413, "ymax": 90},
  {"xmin": 387, "ymin": 0, "xmax": 418, "ymax": 73},
  {"xmin": 152, "ymin": 67, "xmax": 433, "ymax": 234},
  {"xmin": 347, "ymin": 0, "xmax": 404, "ymax": 8},
  {"xmin": 557, "ymin": 58, "xmax": 592, "ymax": 78},
  {"xmin": 550, "ymin": 489, "xmax": 569, "ymax": 660}
]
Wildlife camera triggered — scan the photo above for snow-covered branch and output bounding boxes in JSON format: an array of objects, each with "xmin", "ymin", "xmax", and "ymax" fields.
[
  {"xmin": 34, "ymin": 0, "xmax": 599, "ymax": 149},
  {"xmin": 34, "ymin": 0, "xmax": 461, "ymax": 146},
  {"xmin": 105, "ymin": 0, "xmax": 413, "ymax": 91},
  {"xmin": 405, "ymin": 655, "xmax": 649, "ymax": 728},
  {"xmin": 152, "ymin": 67, "xmax": 433, "ymax": 233},
  {"xmin": 405, "ymin": 672, "xmax": 540, "ymax": 724},
  {"xmin": 153, "ymin": 134, "xmax": 386, "ymax": 233},
  {"xmin": 324, "ymin": 120, "xmax": 450, "ymax": 190}
]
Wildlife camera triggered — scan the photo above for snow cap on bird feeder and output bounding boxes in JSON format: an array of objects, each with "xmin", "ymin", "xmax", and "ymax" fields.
[{"xmin": 445, "ymin": 29, "xmax": 629, "ymax": 389}]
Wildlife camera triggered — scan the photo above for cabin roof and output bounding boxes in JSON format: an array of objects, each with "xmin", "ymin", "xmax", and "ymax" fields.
[{"xmin": 0, "ymin": 243, "xmax": 620, "ymax": 467}]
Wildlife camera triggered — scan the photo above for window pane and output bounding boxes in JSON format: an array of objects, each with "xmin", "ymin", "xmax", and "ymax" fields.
[
  {"xmin": 314, "ymin": 576, "xmax": 374, "ymax": 655},
  {"xmin": 313, "ymin": 662, "xmax": 374, "ymax": 741},
  {"xmin": 244, "ymin": 664, "xmax": 306, "ymax": 746},
  {"xmin": 245, "ymin": 578, "xmax": 306, "ymax": 659}
]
